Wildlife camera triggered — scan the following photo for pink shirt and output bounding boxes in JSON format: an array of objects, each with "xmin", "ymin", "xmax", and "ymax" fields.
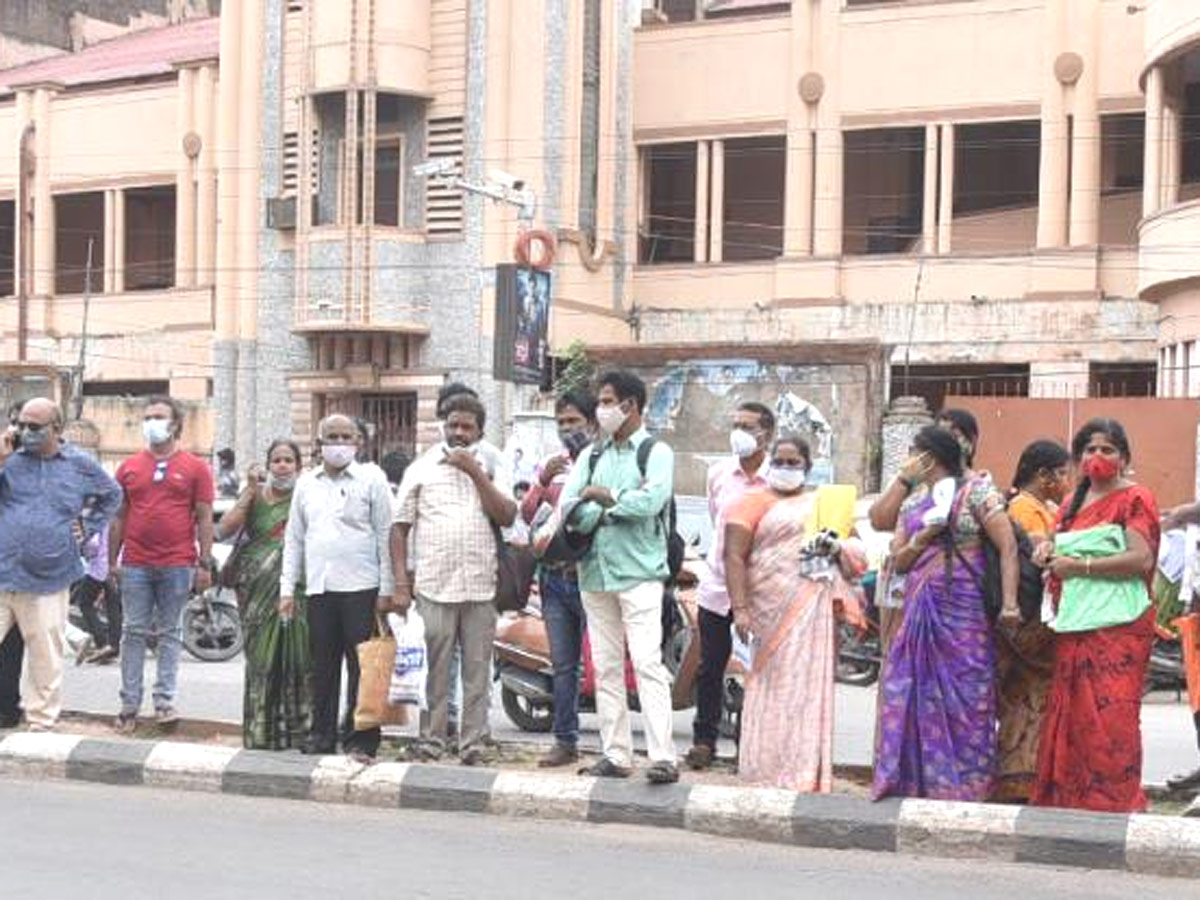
[{"xmin": 697, "ymin": 456, "xmax": 770, "ymax": 616}]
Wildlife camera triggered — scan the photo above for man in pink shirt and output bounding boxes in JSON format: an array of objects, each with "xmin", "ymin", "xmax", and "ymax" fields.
[{"xmin": 685, "ymin": 401, "xmax": 775, "ymax": 770}]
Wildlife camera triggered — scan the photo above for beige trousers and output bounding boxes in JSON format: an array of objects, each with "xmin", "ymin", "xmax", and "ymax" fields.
[
  {"xmin": 0, "ymin": 589, "xmax": 68, "ymax": 729},
  {"xmin": 581, "ymin": 581, "xmax": 677, "ymax": 767}
]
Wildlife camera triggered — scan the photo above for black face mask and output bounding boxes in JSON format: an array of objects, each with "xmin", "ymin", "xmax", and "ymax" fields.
[{"xmin": 560, "ymin": 428, "xmax": 591, "ymax": 459}]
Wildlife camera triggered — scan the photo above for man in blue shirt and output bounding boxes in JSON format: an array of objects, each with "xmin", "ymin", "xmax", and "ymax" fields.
[
  {"xmin": 560, "ymin": 370, "xmax": 678, "ymax": 784},
  {"xmin": 0, "ymin": 398, "xmax": 121, "ymax": 731}
]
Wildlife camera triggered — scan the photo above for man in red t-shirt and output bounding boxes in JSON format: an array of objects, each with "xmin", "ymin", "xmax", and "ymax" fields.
[{"xmin": 108, "ymin": 396, "xmax": 214, "ymax": 732}]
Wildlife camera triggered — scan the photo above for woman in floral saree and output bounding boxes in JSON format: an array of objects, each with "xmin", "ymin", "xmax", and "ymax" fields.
[
  {"xmin": 727, "ymin": 435, "xmax": 866, "ymax": 793},
  {"xmin": 217, "ymin": 439, "xmax": 311, "ymax": 750},
  {"xmin": 872, "ymin": 425, "xmax": 1020, "ymax": 801},
  {"xmin": 1033, "ymin": 418, "xmax": 1159, "ymax": 812}
]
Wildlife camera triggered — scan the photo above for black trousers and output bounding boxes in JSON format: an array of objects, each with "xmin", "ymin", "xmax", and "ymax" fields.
[
  {"xmin": 306, "ymin": 589, "xmax": 381, "ymax": 757},
  {"xmin": 0, "ymin": 626, "xmax": 23, "ymax": 726},
  {"xmin": 72, "ymin": 575, "xmax": 122, "ymax": 650},
  {"xmin": 692, "ymin": 607, "xmax": 733, "ymax": 748}
]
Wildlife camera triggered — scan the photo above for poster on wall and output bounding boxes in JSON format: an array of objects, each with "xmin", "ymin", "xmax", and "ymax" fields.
[{"xmin": 493, "ymin": 264, "xmax": 551, "ymax": 385}]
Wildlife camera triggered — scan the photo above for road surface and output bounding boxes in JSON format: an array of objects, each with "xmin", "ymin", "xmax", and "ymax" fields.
[{"xmin": 0, "ymin": 778, "xmax": 1187, "ymax": 900}]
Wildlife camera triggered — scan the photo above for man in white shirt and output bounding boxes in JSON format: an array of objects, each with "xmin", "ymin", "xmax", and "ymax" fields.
[
  {"xmin": 391, "ymin": 393, "xmax": 516, "ymax": 765},
  {"xmin": 685, "ymin": 401, "xmax": 774, "ymax": 770},
  {"xmin": 280, "ymin": 414, "xmax": 394, "ymax": 760}
]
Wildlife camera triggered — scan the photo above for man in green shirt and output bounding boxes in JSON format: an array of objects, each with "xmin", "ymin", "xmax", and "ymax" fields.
[{"xmin": 560, "ymin": 370, "xmax": 678, "ymax": 784}]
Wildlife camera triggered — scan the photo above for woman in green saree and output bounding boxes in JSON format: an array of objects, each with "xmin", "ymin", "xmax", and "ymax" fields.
[{"xmin": 217, "ymin": 439, "xmax": 310, "ymax": 750}]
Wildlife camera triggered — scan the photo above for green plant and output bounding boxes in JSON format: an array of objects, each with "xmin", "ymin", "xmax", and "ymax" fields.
[{"xmin": 554, "ymin": 339, "xmax": 594, "ymax": 396}]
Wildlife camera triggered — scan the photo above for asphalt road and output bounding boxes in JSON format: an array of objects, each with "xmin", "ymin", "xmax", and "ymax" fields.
[
  {"xmin": 61, "ymin": 654, "xmax": 1198, "ymax": 781},
  {"xmin": 0, "ymin": 778, "xmax": 1187, "ymax": 900}
]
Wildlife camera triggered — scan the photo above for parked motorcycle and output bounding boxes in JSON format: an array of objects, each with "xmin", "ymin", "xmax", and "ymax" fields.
[
  {"xmin": 182, "ymin": 542, "xmax": 243, "ymax": 662},
  {"xmin": 494, "ymin": 565, "xmax": 744, "ymax": 739},
  {"xmin": 837, "ymin": 570, "xmax": 882, "ymax": 687},
  {"xmin": 1145, "ymin": 623, "xmax": 1187, "ymax": 698}
]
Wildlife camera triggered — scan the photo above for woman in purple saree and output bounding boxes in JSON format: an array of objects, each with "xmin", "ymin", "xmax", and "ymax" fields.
[{"xmin": 872, "ymin": 425, "xmax": 1019, "ymax": 801}]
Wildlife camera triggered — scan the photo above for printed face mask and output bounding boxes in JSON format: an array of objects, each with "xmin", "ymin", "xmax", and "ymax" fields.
[
  {"xmin": 1081, "ymin": 454, "xmax": 1120, "ymax": 483},
  {"xmin": 143, "ymin": 418, "xmax": 173, "ymax": 446},
  {"xmin": 768, "ymin": 466, "xmax": 806, "ymax": 493},
  {"xmin": 560, "ymin": 428, "xmax": 591, "ymax": 458},
  {"xmin": 729, "ymin": 428, "xmax": 759, "ymax": 459}
]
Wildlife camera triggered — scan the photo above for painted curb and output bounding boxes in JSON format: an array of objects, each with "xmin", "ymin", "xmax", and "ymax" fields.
[{"xmin": 2, "ymin": 732, "xmax": 1197, "ymax": 880}]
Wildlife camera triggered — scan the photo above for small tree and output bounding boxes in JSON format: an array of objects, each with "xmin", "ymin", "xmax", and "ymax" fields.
[{"xmin": 554, "ymin": 339, "xmax": 594, "ymax": 396}]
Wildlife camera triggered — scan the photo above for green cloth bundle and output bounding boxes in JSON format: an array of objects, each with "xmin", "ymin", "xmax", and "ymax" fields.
[{"xmin": 1053, "ymin": 524, "xmax": 1150, "ymax": 633}]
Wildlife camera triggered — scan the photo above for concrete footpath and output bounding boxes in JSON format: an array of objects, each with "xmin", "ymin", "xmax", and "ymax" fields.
[{"xmin": 2, "ymin": 730, "xmax": 1198, "ymax": 880}]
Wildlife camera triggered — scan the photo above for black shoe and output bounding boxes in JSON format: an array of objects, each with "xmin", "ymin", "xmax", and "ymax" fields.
[
  {"xmin": 538, "ymin": 743, "xmax": 580, "ymax": 768},
  {"xmin": 460, "ymin": 746, "xmax": 498, "ymax": 767},
  {"xmin": 684, "ymin": 744, "xmax": 715, "ymax": 771},
  {"xmin": 0, "ymin": 712, "xmax": 21, "ymax": 730},
  {"xmin": 1167, "ymin": 765, "xmax": 1200, "ymax": 792},
  {"xmin": 578, "ymin": 758, "xmax": 631, "ymax": 778},
  {"xmin": 301, "ymin": 740, "xmax": 336, "ymax": 756},
  {"xmin": 646, "ymin": 761, "xmax": 680, "ymax": 785}
]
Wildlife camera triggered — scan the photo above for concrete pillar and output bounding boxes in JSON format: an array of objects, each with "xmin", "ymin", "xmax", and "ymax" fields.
[
  {"xmin": 215, "ymin": 0, "xmax": 243, "ymax": 342},
  {"xmin": 785, "ymin": 127, "xmax": 814, "ymax": 256},
  {"xmin": 1163, "ymin": 103, "xmax": 1181, "ymax": 209},
  {"xmin": 1068, "ymin": 0, "xmax": 1100, "ymax": 247},
  {"xmin": 113, "ymin": 189, "xmax": 125, "ymax": 293},
  {"xmin": 693, "ymin": 140, "xmax": 710, "ymax": 263},
  {"xmin": 1031, "ymin": 360, "xmax": 1089, "ymax": 399},
  {"xmin": 195, "ymin": 64, "xmax": 217, "ymax": 287},
  {"xmin": 175, "ymin": 66, "xmax": 197, "ymax": 288},
  {"xmin": 236, "ymin": 0, "xmax": 262, "ymax": 342},
  {"xmin": 103, "ymin": 189, "xmax": 116, "ymax": 293},
  {"xmin": 1037, "ymin": 0, "xmax": 1068, "ymax": 249},
  {"xmin": 31, "ymin": 86, "xmax": 55, "ymax": 297},
  {"xmin": 709, "ymin": 139, "xmax": 725, "ymax": 263},
  {"xmin": 921, "ymin": 124, "xmax": 938, "ymax": 254},
  {"xmin": 1143, "ymin": 66, "xmax": 1165, "ymax": 218},
  {"xmin": 13, "ymin": 91, "xmax": 31, "ymax": 305},
  {"xmin": 880, "ymin": 396, "xmax": 933, "ymax": 488},
  {"xmin": 812, "ymin": 127, "xmax": 843, "ymax": 256},
  {"xmin": 937, "ymin": 123, "xmax": 955, "ymax": 255}
]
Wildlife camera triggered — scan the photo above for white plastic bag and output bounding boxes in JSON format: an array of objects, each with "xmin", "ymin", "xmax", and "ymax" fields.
[
  {"xmin": 387, "ymin": 610, "xmax": 428, "ymax": 710},
  {"xmin": 730, "ymin": 624, "xmax": 757, "ymax": 670}
]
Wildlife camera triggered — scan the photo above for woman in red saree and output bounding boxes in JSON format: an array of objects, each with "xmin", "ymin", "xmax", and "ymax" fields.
[{"xmin": 1033, "ymin": 418, "xmax": 1159, "ymax": 813}]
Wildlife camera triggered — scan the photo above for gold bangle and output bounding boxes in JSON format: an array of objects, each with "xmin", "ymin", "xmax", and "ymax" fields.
[{"xmin": 1085, "ymin": 558, "xmax": 1092, "ymax": 576}]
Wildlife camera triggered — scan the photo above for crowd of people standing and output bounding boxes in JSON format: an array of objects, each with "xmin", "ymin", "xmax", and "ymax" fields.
[{"xmin": 0, "ymin": 380, "xmax": 1195, "ymax": 816}]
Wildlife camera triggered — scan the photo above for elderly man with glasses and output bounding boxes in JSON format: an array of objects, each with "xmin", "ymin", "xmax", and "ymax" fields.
[{"xmin": 0, "ymin": 397, "xmax": 121, "ymax": 731}]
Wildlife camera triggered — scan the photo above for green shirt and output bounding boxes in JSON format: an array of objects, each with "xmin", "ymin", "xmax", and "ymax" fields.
[{"xmin": 560, "ymin": 426, "xmax": 674, "ymax": 592}]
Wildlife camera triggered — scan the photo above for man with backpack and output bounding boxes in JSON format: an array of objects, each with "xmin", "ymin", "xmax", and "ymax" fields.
[{"xmin": 560, "ymin": 370, "xmax": 679, "ymax": 784}]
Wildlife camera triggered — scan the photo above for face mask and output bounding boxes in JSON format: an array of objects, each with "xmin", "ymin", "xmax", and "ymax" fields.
[
  {"xmin": 560, "ymin": 428, "xmax": 591, "ymax": 459},
  {"xmin": 768, "ymin": 466, "xmax": 807, "ymax": 493},
  {"xmin": 1081, "ymin": 454, "xmax": 1120, "ymax": 483},
  {"xmin": 596, "ymin": 403, "xmax": 627, "ymax": 436},
  {"xmin": 729, "ymin": 428, "xmax": 759, "ymax": 459},
  {"xmin": 321, "ymin": 443, "xmax": 356, "ymax": 469},
  {"xmin": 18, "ymin": 427, "xmax": 49, "ymax": 454},
  {"xmin": 268, "ymin": 473, "xmax": 296, "ymax": 492},
  {"xmin": 143, "ymin": 418, "xmax": 173, "ymax": 446}
]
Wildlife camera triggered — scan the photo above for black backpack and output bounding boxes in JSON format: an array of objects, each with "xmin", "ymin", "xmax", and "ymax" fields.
[{"xmin": 586, "ymin": 437, "xmax": 685, "ymax": 585}]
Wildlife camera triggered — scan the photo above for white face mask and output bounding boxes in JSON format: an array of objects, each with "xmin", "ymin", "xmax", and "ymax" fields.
[
  {"xmin": 268, "ymin": 472, "xmax": 296, "ymax": 492},
  {"xmin": 321, "ymin": 443, "xmax": 356, "ymax": 469},
  {"xmin": 143, "ymin": 418, "xmax": 173, "ymax": 447},
  {"xmin": 768, "ymin": 466, "xmax": 807, "ymax": 493},
  {"xmin": 729, "ymin": 428, "xmax": 759, "ymax": 459},
  {"xmin": 596, "ymin": 403, "xmax": 628, "ymax": 436}
]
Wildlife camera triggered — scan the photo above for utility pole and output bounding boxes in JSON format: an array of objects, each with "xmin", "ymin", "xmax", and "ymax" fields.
[
  {"xmin": 16, "ymin": 124, "xmax": 34, "ymax": 362},
  {"xmin": 72, "ymin": 238, "xmax": 94, "ymax": 421},
  {"xmin": 902, "ymin": 256, "xmax": 926, "ymax": 397}
]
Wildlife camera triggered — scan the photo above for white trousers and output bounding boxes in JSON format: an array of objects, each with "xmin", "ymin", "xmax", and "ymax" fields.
[
  {"xmin": 580, "ymin": 581, "xmax": 677, "ymax": 767},
  {"xmin": 0, "ymin": 589, "xmax": 68, "ymax": 729}
]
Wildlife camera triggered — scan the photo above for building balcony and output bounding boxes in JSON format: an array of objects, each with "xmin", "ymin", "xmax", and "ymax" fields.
[
  {"xmin": 1144, "ymin": 0, "xmax": 1200, "ymax": 75},
  {"xmin": 310, "ymin": 0, "xmax": 430, "ymax": 96},
  {"xmin": 1138, "ymin": 198, "xmax": 1200, "ymax": 298}
]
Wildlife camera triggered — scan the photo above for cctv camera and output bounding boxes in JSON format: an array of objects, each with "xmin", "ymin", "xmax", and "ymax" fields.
[
  {"xmin": 490, "ymin": 169, "xmax": 525, "ymax": 191},
  {"xmin": 412, "ymin": 158, "xmax": 456, "ymax": 178}
]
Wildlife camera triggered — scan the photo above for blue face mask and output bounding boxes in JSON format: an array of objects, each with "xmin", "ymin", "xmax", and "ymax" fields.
[
  {"xmin": 143, "ymin": 418, "xmax": 173, "ymax": 446},
  {"xmin": 560, "ymin": 428, "xmax": 591, "ymax": 459},
  {"xmin": 18, "ymin": 426, "xmax": 50, "ymax": 454}
]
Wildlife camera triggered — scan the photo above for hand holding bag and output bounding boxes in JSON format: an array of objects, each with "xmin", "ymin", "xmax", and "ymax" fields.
[
  {"xmin": 354, "ymin": 615, "xmax": 409, "ymax": 730},
  {"xmin": 1052, "ymin": 524, "xmax": 1151, "ymax": 633}
]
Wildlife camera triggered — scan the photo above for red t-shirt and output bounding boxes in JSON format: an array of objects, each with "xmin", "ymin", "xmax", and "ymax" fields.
[{"xmin": 116, "ymin": 450, "xmax": 215, "ymax": 567}]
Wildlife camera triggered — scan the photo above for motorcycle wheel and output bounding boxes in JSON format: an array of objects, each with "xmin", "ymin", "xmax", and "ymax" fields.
[
  {"xmin": 183, "ymin": 597, "xmax": 244, "ymax": 662},
  {"xmin": 500, "ymin": 686, "xmax": 554, "ymax": 733},
  {"xmin": 836, "ymin": 623, "xmax": 881, "ymax": 687}
]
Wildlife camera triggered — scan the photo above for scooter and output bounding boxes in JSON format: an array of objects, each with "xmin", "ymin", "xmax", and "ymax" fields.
[{"xmin": 493, "ymin": 565, "xmax": 744, "ymax": 739}]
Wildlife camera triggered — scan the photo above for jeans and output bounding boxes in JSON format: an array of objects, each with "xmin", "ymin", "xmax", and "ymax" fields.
[
  {"xmin": 72, "ymin": 575, "xmax": 122, "ymax": 650},
  {"xmin": 119, "ymin": 566, "xmax": 193, "ymax": 714},
  {"xmin": 692, "ymin": 607, "xmax": 732, "ymax": 748},
  {"xmin": 541, "ymin": 570, "xmax": 586, "ymax": 747},
  {"xmin": 307, "ymin": 589, "xmax": 381, "ymax": 757}
]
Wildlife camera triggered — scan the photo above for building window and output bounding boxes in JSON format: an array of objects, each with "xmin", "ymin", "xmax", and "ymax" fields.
[
  {"xmin": 1100, "ymin": 113, "xmax": 1144, "ymax": 246},
  {"xmin": 647, "ymin": 0, "xmax": 789, "ymax": 22},
  {"xmin": 350, "ymin": 136, "xmax": 405, "ymax": 227},
  {"xmin": 54, "ymin": 192, "xmax": 105, "ymax": 295},
  {"xmin": 953, "ymin": 120, "xmax": 1040, "ymax": 252},
  {"xmin": 83, "ymin": 379, "xmax": 170, "ymax": 397},
  {"xmin": 889, "ymin": 363, "xmax": 1030, "ymax": 410},
  {"xmin": 0, "ymin": 200, "xmax": 13, "ymax": 297},
  {"xmin": 426, "ymin": 116, "xmax": 465, "ymax": 237},
  {"xmin": 1182, "ymin": 66, "xmax": 1200, "ymax": 194},
  {"xmin": 843, "ymin": 127, "xmax": 925, "ymax": 255},
  {"xmin": 124, "ymin": 186, "xmax": 176, "ymax": 291},
  {"xmin": 640, "ymin": 142, "xmax": 697, "ymax": 264},
  {"xmin": 1089, "ymin": 361, "xmax": 1156, "ymax": 398},
  {"xmin": 722, "ymin": 136, "xmax": 785, "ymax": 261}
]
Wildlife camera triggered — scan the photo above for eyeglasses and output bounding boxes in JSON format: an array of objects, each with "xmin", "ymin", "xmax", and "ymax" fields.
[{"xmin": 152, "ymin": 459, "xmax": 169, "ymax": 484}]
